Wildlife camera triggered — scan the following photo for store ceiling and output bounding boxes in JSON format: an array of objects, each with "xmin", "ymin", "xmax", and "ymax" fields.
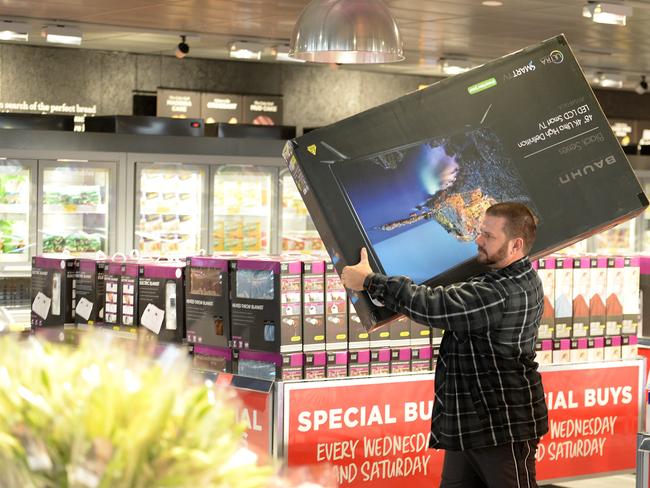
[{"xmin": 1, "ymin": 0, "xmax": 650, "ymax": 90}]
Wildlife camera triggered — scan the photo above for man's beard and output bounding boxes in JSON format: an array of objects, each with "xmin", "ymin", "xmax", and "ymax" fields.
[{"xmin": 477, "ymin": 241, "xmax": 509, "ymax": 266}]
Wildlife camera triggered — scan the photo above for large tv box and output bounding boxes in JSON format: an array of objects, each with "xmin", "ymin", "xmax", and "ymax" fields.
[{"xmin": 283, "ymin": 35, "xmax": 647, "ymax": 331}]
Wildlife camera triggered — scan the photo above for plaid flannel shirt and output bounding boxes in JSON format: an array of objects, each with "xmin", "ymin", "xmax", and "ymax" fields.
[{"xmin": 364, "ymin": 257, "xmax": 548, "ymax": 451}]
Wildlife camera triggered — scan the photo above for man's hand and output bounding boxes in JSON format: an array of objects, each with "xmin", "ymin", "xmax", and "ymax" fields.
[{"xmin": 341, "ymin": 248, "xmax": 373, "ymax": 291}]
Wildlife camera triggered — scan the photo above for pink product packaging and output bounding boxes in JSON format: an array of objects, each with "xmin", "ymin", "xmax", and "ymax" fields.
[
  {"xmin": 569, "ymin": 338, "xmax": 588, "ymax": 363},
  {"xmin": 390, "ymin": 347, "xmax": 412, "ymax": 374},
  {"xmin": 622, "ymin": 256, "xmax": 641, "ymax": 335},
  {"xmin": 552, "ymin": 339, "xmax": 571, "ymax": 364},
  {"xmin": 411, "ymin": 346, "xmax": 432, "ymax": 372},
  {"xmin": 535, "ymin": 339, "xmax": 553, "ymax": 366},
  {"xmin": 370, "ymin": 348, "xmax": 391, "ymax": 376},
  {"xmin": 621, "ymin": 335, "xmax": 638, "ymax": 359},
  {"xmin": 349, "ymin": 349, "xmax": 370, "ymax": 376},
  {"xmin": 571, "ymin": 257, "xmax": 590, "ymax": 338},
  {"xmin": 605, "ymin": 256, "xmax": 624, "ymax": 336},
  {"xmin": 536, "ymin": 257, "xmax": 555, "ymax": 340},
  {"xmin": 554, "ymin": 257, "xmax": 573, "ymax": 339},
  {"xmin": 588, "ymin": 337, "xmax": 605, "ymax": 362},
  {"xmin": 304, "ymin": 351, "xmax": 327, "ymax": 379},
  {"xmin": 302, "ymin": 259, "xmax": 326, "ymax": 352},
  {"xmin": 326, "ymin": 351, "xmax": 349, "ymax": 378},
  {"xmin": 588, "ymin": 257, "xmax": 608, "ymax": 337},
  {"xmin": 604, "ymin": 335, "xmax": 622, "ymax": 361}
]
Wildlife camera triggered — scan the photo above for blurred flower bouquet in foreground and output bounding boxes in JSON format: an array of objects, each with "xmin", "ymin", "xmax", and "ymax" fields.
[{"xmin": 0, "ymin": 332, "xmax": 273, "ymax": 487}]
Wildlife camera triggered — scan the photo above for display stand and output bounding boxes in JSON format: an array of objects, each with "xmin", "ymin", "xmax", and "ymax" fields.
[{"xmin": 223, "ymin": 359, "xmax": 645, "ymax": 487}]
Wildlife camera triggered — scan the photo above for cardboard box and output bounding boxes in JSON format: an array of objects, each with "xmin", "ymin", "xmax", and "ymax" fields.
[
  {"xmin": 282, "ymin": 35, "xmax": 647, "ymax": 331},
  {"xmin": 589, "ymin": 257, "xmax": 607, "ymax": 337},
  {"xmin": 31, "ymin": 256, "xmax": 77, "ymax": 328},
  {"xmin": 411, "ymin": 346, "xmax": 433, "ymax": 372},
  {"xmin": 370, "ymin": 348, "xmax": 391, "ymax": 376},
  {"xmin": 185, "ymin": 256, "xmax": 231, "ymax": 349},
  {"xmin": 604, "ymin": 335, "xmax": 622, "ymax": 361},
  {"xmin": 325, "ymin": 262, "xmax": 348, "ymax": 350},
  {"xmin": 326, "ymin": 351, "xmax": 349, "ymax": 378},
  {"xmin": 552, "ymin": 339, "xmax": 571, "ymax": 364},
  {"xmin": 569, "ymin": 338, "xmax": 588, "ymax": 363},
  {"xmin": 554, "ymin": 257, "xmax": 573, "ymax": 338},
  {"xmin": 588, "ymin": 337, "xmax": 605, "ymax": 362},
  {"xmin": 104, "ymin": 261, "xmax": 122, "ymax": 328},
  {"xmin": 304, "ymin": 351, "xmax": 327, "ymax": 379},
  {"xmin": 622, "ymin": 256, "xmax": 640, "ymax": 335},
  {"xmin": 535, "ymin": 257, "xmax": 555, "ymax": 340},
  {"xmin": 536, "ymin": 339, "xmax": 553, "ymax": 366},
  {"xmin": 229, "ymin": 257, "xmax": 302, "ymax": 353},
  {"xmin": 370, "ymin": 323, "xmax": 391, "ymax": 349},
  {"xmin": 105, "ymin": 261, "xmax": 139, "ymax": 331},
  {"xmin": 605, "ymin": 257, "xmax": 624, "ymax": 336},
  {"xmin": 622, "ymin": 335, "xmax": 638, "ymax": 359},
  {"xmin": 138, "ymin": 262, "xmax": 185, "ymax": 343},
  {"xmin": 390, "ymin": 347, "xmax": 412, "ymax": 374},
  {"xmin": 302, "ymin": 259, "xmax": 326, "ymax": 351},
  {"xmin": 390, "ymin": 315, "xmax": 411, "ymax": 347},
  {"xmin": 348, "ymin": 299, "xmax": 370, "ymax": 349},
  {"xmin": 349, "ymin": 349, "xmax": 370, "ymax": 376},
  {"xmin": 74, "ymin": 258, "xmax": 107, "ymax": 326},
  {"xmin": 572, "ymin": 257, "xmax": 590, "ymax": 338},
  {"xmin": 410, "ymin": 319, "xmax": 432, "ymax": 346},
  {"xmin": 192, "ymin": 345, "xmax": 233, "ymax": 373}
]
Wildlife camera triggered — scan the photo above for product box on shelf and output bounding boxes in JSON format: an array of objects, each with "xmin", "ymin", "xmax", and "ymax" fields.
[
  {"xmin": 185, "ymin": 256, "xmax": 231, "ymax": 349},
  {"xmin": 304, "ymin": 351, "xmax": 327, "ymax": 379},
  {"xmin": 588, "ymin": 336, "xmax": 605, "ymax": 362},
  {"xmin": 192, "ymin": 344, "xmax": 233, "ymax": 373},
  {"xmin": 31, "ymin": 255, "xmax": 77, "ymax": 328},
  {"xmin": 589, "ymin": 257, "xmax": 608, "ymax": 337},
  {"xmin": 552, "ymin": 339, "xmax": 571, "ymax": 364},
  {"xmin": 74, "ymin": 258, "xmax": 106, "ymax": 327},
  {"xmin": 348, "ymin": 299, "xmax": 370, "ymax": 349},
  {"xmin": 229, "ymin": 257, "xmax": 302, "ymax": 353},
  {"xmin": 605, "ymin": 257, "xmax": 625, "ymax": 336},
  {"xmin": 604, "ymin": 335, "xmax": 622, "ymax": 360},
  {"xmin": 622, "ymin": 335, "xmax": 638, "ymax": 359},
  {"xmin": 554, "ymin": 257, "xmax": 573, "ymax": 339},
  {"xmin": 104, "ymin": 261, "xmax": 139, "ymax": 330},
  {"xmin": 390, "ymin": 315, "xmax": 411, "ymax": 347},
  {"xmin": 570, "ymin": 338, "xmax": 588, "ymax": 363},
  {"xmin": 326, "ymin": 351, "xmax": 348, "ymax": 378},
  {"xmin": 536, "ymin": 257, "xmax": 555, "ymax": 340},
  {"xmin": 349, "ymin": 349, "xmax": 370, "ymax": 376},
  {"xmin": 622, "ymin": 256, "xmax": 641, "ymax": 335},
  {"xmin": 325, "ymin": 262, "xmax": 348, "ymax": 350},
  {"xmin": 282, "ymin": 34, "xmax": 648, "ymax": 331},
  {"xmin": 370, "ymin": 347, "xmax": 391, "ymax": 376},
  {"xmin": 410, "ymin": 318, "xmax": 432, "ymax": 346},
  {"xmin": 370, "ymin": 323, "xmax": 391, "ymax": 349},
  {"xmin": 390, "ymin": 347, "xmax": 412, "ymax": 373},
  {"xmin": 138, "ymin": 262, "xmax": 185, "ymax": 343},
  {"xmin": 535, "ymin": 339, "xmax": 553, "ymax": 366},
  {"xmin": 235, "ymin": 350, "xmax": 303, "ymax": 381},
  {"xmin": 411, "ymin": 345, "xmax": 433, "ymax": 372},
  {"xmin": 302, "ymin": 259, "xmax": 326, "ymax": 351},
  {"xmin": 572, "ymin": 257, "xmax": 590, "ymax": 338}
]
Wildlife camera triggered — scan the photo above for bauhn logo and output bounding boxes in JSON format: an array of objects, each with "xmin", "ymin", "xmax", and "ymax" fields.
[{"xmin": 559, "ymin": 155, "xmax": 616, "ymax": 184}]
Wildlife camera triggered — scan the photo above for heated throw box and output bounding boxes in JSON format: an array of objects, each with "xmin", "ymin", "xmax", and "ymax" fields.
[{"xmin": 282, "ymin": 35, "xmax": 647, "ymax": 330}]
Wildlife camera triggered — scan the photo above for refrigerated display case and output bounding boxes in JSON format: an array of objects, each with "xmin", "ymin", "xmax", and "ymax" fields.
[
  {"xmin": 38, "ymin": 161, "xmax": 116, "ymax": 255},
  {"xmin": 0, "ymin": 160, "xmax": 36, "ymax": 271},
  {"xmin": 212, "ymin": 165, "xmax": 275, "ymax": 253},
  {"xmin": 279, "ymin": 170, "xmax": 323, "ymax": 252},
  {"xmin": 135, "ymin": 163, "xmax": 207, "ymax": 256}
]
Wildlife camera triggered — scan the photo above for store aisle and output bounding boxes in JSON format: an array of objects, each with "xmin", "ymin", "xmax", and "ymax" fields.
[{"xmin": 543, "ymin": 473, "xmax": 635, "ymax": 487}]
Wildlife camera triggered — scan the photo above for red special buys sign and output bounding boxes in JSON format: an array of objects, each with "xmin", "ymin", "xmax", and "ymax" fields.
[{"xmin": 283, "ymin": 363, "xmax": 642, "ymax": 487}]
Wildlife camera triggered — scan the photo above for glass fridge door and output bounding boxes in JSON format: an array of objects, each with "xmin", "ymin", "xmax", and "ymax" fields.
[
  {"xmin": 136, "ymin": 163, "xmax": 207, "ymax": 256},
  {"xmin": 593, "ymin": 219, "xmax": 638, "ymax": 255},
  {"xmin": 212, "ymin": 165, "xmax": 275, "ymax": 254},
  {"xmin": 0, "ymin": 159, "xmax": 36, "ymax": 269},
  {"xmin": 39, "ymin": 161, "xmax": 116, "ymax": 255},
  {"xmin": 280, "ymin": 170, "xmax": 323, "ymax": 252}
]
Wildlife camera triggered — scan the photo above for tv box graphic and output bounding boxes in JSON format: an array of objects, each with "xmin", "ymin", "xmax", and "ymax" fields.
[{"xmin": 283, "ymin": 34, "xmax": 647, "ymax": 331}]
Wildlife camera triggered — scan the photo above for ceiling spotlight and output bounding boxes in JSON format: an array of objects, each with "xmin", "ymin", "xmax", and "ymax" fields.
[
  {"xmin": 636, "ymin": 75, "xmax": 648, "ymax": 95},
  {"xmin": 289, "ymin": 0, "xmax": 403, "ymax": 64},
  {"xmin": 582, "ymin": 2, "xmax": 632, "ymax": 26},
  {"xmin": 175, "ymin": 35, "xmax": 189, "ymax": 59},
  {"xmin": 43, "ymin": 24, "xmax": 82, "ymax": 45},
  {"xmin": 0, "ymin": 20, "xmax": 29, "ymax": 42},
  {"xmin": 228, "ymin": 41, "xmax": 264, "ymax": 60}
]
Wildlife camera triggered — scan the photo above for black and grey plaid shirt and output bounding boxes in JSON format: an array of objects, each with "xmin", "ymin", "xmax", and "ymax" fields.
[{"xmin": 364, "ymin": 257, "xmax": 548, "ymax": 451}]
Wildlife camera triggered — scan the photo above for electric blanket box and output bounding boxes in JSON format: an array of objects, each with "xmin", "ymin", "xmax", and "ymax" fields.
[
  {"xmin": 535, "ymin": 257, "xmax": 555, "ymax": 340},
  {"xmin": 571, "ymin": 257, "xmax": 590, "ymax": 338},
  {"xmin": 185, "ymin": 256, "xmax": 231, "ymax": 349},
  {"xmin": 229, "ymin": 257, "xmax": 302, "ymax": 353},
  {"xmin": 389, "ymin": 315, "xmax": 411, "ymax": 347},
  {"xmin": 302, "ymin": 259, "xmax": 326, "ymax": 351},
  {"xmin": 75, "ymin": 258, "xmax": 107, "ymax": 326},
  {"xmin": 390, "ymin": 347, "xmax": 412, "ymax": 374},
  {"xmin": 589, "ymin": 257, "xmax": 607, "ymax": 337},
  {"xmin": 31, "ymin": 255, "xmax": 77, "ymax": 328},
  {"xmin": 605, "ymin": 257, "xmax": 624, "ymax": 336},
  {"xmin": 325, "ymin": 262, "xmax": 348, "ymax": 350},
  {"xmin": 138, "ymin": 262, "xmax": 185, "ymax": 343},
  {"xmin": 282, "ymin": 34, "xmax": 648, "ymax": 331},
  {"xmin": 304, "ymin": 351, "xmax": 327, "ymax": 379},
  {"xmin": 535, "ymin": 339, "xmax": 553, "ymax": 366}
]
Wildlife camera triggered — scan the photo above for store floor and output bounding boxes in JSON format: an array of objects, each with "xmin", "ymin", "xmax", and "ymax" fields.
[{"xmin": 543, "ymin": 473, "xmax": 635, "ymax": 487}]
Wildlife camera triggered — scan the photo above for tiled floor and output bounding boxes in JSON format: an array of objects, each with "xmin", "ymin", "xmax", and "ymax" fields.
[{"xmin": 542, "ymin": 473, "xmax": 635, "ymax": 487}]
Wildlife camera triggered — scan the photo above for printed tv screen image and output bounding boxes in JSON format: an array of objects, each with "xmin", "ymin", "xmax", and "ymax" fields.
[{"xmin": 331, "ymin": 128, "xmax": 538, "ymax": 284}]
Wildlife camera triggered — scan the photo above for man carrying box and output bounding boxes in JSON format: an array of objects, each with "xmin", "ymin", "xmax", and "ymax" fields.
[{"xmin": 342, "ymin": 202, "xmax": 548, "ymax": 488}]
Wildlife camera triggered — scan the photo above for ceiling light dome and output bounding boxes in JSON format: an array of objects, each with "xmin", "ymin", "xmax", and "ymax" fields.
[{"xmin": 289, "ymin": 0, "xmax": 404, "ymax": 64}]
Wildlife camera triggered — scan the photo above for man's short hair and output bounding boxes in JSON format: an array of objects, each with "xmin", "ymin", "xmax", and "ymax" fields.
[{"xmin": 486, "ymin": 202, "xmax": 537, "ymax": 254}]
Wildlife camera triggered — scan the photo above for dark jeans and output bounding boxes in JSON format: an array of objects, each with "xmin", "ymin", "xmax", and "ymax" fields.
[{"xmin": 439, "ymin": 439, "xmax": 539, "ymax": 488}]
